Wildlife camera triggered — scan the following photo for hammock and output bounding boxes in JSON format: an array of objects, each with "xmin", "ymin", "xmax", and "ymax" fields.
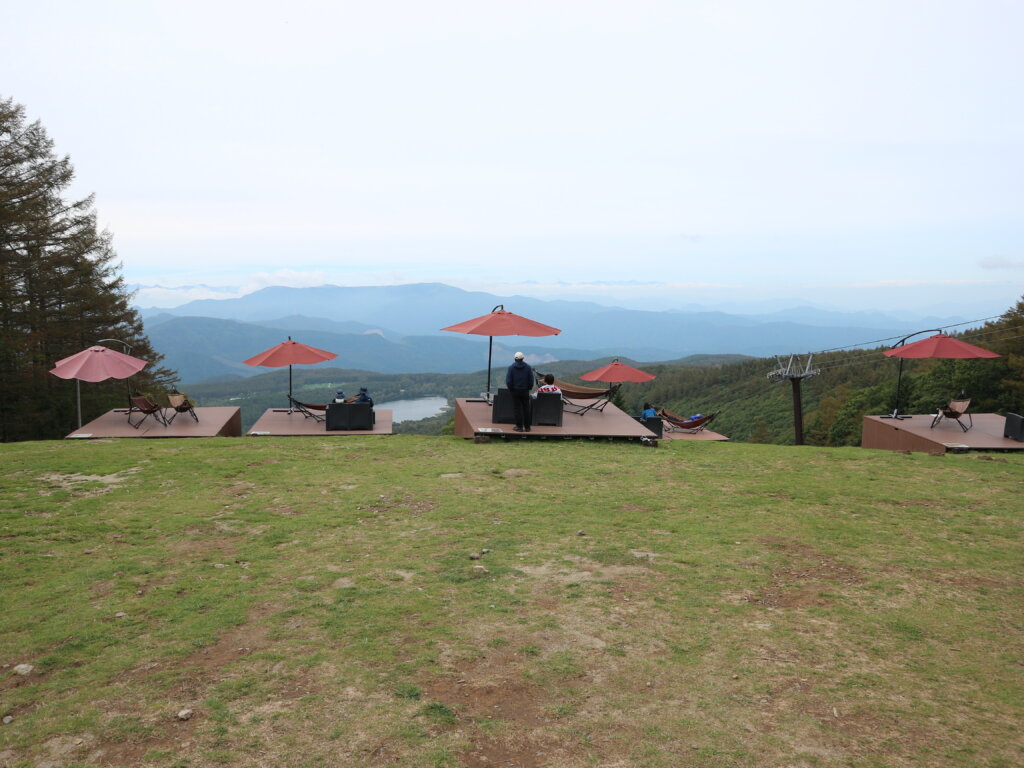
[
  {"xmin": 288, "ymin": 396, "xmax": 327, "ymax": 422},
  {"xmin": 543, "ymin": 376, "xmax": 620, "ymax": 416},
  {"xmin": 658, "ymin": 408, "xmax": 719, "ymax": 433}
]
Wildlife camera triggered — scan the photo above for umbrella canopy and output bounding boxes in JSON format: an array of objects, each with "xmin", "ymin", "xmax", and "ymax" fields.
[
  {"xmin": 50, "ymin": 345, "xmax": 148, "ymax": 382},
  {"xmin": 243, "ymin": 337, "xmax": 337, "ymax": 407},
  {"xmin": 441, "ymin": 305, "xmax": 561, "ymax": 398},
  {"xmin": 883, "ymin": 333, "xmax": 1001, "ymax": 360},
  {"xmin": 882, "ymin": 332, "xmax": 1000, "ymax": 418},
  {"xmin": 579, "ymin": 359, "xmax": 656, "ymax": 383},
  {"xmin": 50, "ymin": 345, "xmax": 149, "ymax": 429},
  {"xmin": 243, "ymin": 338, "xmax": 338, "ymax": 367},
  {"xmin": 441, "ymin": 308, "xmax": 561, "ymax": 338}
]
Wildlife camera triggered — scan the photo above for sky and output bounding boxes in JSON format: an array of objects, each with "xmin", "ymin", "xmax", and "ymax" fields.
[{"xmin": 2, "ymin": 1, "xmax": 1022, "ymax": 317}]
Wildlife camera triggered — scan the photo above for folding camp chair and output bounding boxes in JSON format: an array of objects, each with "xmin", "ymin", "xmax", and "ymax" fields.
[
  {"xmin": 288, "ymin": 396, "xmax": 327, "ymax": 422},
  {"xmin": 127, "ymin": 394, "xmax": 169, "ymax": 429},
  {"xmin": 166, "ymin": 391, "xmax": 198, "ymax": 425},
  {"xmin": 931, "ymin": 398, "xmax": 972, "ymax": 432}
]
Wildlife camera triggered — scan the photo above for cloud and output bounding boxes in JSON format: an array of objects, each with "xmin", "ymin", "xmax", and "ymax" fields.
[
  {"xmin": 239, "ymin": 270, "xmax": 331, "ymax": 293},
  {"xmin": 846, "ymin": 279, "xmax": 998, "ymax": 289},
  {"xmin": 129, "ymin": 283, "xmax": 242, "ymax": 307},
  {"xmin": 978, "ymin": 256, "xmax": 1024, "ymax": 270},
  {"xmin": 130, "ymin": 270, "xmax": 331, "ymax": 307}
]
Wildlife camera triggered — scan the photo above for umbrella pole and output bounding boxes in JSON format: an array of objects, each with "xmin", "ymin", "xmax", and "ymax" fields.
[
  {"xmin": 76, "ymin": 379, "xmax": 82, "ymax": 430},
  {"xmin": 882, "ymin": 328, "xmax": 943, "ymax": 420},
  {"xmin": 486, "ymin": 336, "xmax": 494, "ymax": 402},
  {"xmin": 288, "ymin": 364, "xmax": 293, "ymax": 413},
  {"xmin": 884, "ymin": 357, "xmax": 908, "ymax": 419}
]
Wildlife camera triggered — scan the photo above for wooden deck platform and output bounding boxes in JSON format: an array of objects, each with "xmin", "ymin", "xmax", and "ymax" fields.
[
  {"xmin": 453, "ymin": 398, "xmax": 660, "ymax": 442},
  {"xmin": 66, "ymin": 407, "xmax": 242, "ymax": 439},
  {"xmin": 660, "ymin": 425, "xmax": 730, "ymax": 442},
  {"xmin": 861, "ymin": 413, "xmax": 1024, "ymax": 455},
  {"xmin": 248, "ymin": 409, "xmax": 394, "ymax": 436}
]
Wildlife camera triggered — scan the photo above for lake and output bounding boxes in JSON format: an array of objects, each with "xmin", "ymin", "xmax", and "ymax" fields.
[{"xmin": 374, "ymin": 396, "xmax": 449, "ymax": 424}]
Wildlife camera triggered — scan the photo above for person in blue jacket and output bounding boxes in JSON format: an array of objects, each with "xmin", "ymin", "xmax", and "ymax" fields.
[{"xmin": 505, "ymin": 352, "xmax": 534, "ymax": 432}]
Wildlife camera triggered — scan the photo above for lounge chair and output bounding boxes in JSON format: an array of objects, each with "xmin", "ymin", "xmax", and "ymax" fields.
[
  {"xmin": 288, "ymin": 396, "xmax": 327, "ymax": 422},
  {"xmin": 127, "ymin": 394, "xmax": 169, "ymax": 429},
  {"xmin": 634, "ymin": 414, "xmax": 663, "ymax": 438},
  {"xmin": 532, "ymin": 392, "xmax": 563, "ymax": 426},
  {"xmin": 658, "ymin": 408, "xmax": 718, "ymax": 433},
  {"xmin": 1004, "ymin": 413, "xmax": 1024, "ymax": 442},
  {"xmin": 931, "ymin": 398, "xmax": 972, "ymax": 432},
  {"xmin": 166, "ymin": 391, "xmax": 198, "ymax": 425},
  {"xmin": 326, "ymin": 401, "xmax": 375, "ymax": 430}
]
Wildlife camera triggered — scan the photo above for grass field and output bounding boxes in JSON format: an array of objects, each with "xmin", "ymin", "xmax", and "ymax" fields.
[{"xmin": 1, "ymin": 436, "xmax": 1022, "ymax": 768}]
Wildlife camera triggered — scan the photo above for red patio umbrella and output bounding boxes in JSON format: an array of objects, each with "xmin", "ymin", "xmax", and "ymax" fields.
[
  {"xmin": 50, "ymin": 344, "xmax": 149, "ymax": 428},
  {"xmin": 882, "ymin": 333, "xmax": 1001, "ymax": 360},
  {"xmin": 579, "ymin": 359, "xmax": 656, "ymax": 383},
  {"xmin": 441, "ymin": 305, "xmax": 561, "ymax": 398},
  {"xmin": 243, "ymin": 336, "xmax": 337, "ymax": 409},
  {"xmin": 882, "ymin": 331, "xmax": 1000, "ymax": 418}
]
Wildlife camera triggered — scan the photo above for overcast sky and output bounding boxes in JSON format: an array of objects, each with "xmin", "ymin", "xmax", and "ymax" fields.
[{"xmin": 3, "ymin": 1, "xmax": 1022, "ymax": 316}]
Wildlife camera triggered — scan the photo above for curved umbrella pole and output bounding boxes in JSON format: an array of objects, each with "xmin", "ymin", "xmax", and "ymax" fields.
[{"xmin": 881, "ymin": 328, "xmax": 943, "ymax": 419}]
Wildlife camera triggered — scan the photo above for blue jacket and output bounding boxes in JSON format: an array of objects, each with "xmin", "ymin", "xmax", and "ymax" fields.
[{"xmin": 505, "ymin": 360, "xmax": 534, "ymax": 390}]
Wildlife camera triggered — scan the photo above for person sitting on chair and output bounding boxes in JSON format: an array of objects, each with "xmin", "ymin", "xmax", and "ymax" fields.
[
  {"xmin": 534, "ymin": 373, "xmax": 561, "ymax": 397},
  {"xmin": 640, "ymin": 402, "xmax": 657, "ymax": 420},
  {"xmin": 352, "ymin": 387, "xmax": 373, "ymax": 406},
  {"xmin": 331, "ymin": 389, "xmax": 347, "ymax": 403}
]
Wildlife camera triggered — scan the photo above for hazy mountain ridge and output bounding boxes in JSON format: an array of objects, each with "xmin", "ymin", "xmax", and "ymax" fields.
[
  {"xmin": 147, "ymin": 315, "xmax": 619, "ymax": 386},
  {"xmin": 140, "ymin": 282, "xmax": 970, "ymax": 384}
]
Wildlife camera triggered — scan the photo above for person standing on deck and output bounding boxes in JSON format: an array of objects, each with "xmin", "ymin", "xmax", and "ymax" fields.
[{"xmin": 505, "ymin": 352, "xmax": 534, "ymax": 432}]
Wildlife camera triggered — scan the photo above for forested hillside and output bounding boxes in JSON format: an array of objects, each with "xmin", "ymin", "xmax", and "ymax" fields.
[
  {"xmin": 0, "ymin": 98, "xmax": 172, "ymax": 441},
  {"xmin": 619, "ymin": 296, "xmax": 1024, "ymax": 445}
]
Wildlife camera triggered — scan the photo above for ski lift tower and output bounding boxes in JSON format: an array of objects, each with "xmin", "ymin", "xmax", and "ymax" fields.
[{"xmin": 767, "ymin": 354, "xmax": 820, "ymax": 446}]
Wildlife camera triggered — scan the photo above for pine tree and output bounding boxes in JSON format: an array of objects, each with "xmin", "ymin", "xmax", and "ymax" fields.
[{"xmin": 0, "ymin": 97, "xmax": 173, "ymax": 441}]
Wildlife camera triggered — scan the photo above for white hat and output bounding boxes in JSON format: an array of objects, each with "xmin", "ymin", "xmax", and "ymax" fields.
[{"xmin": 514, "ymin": 351, "xmax": 525, "ymax": 360}]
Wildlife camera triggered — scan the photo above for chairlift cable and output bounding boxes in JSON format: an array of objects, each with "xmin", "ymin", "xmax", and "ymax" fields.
[{"xmin": 812, "ymin": 313, "xmax": 1008, "ymax": 355}]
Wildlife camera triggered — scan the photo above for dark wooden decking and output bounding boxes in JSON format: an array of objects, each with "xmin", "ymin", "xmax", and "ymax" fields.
[
  {"xmin": 660, "ymin": 425, "xmax": 730, "ymax": 442},
  {"xmin": 862, "ymin": 413, "xmax": 1024, "ymax": 455},
  {"xmin": 453, "ymin": 398, "xmax": 662, "ymax": 442},
  {"xmin": 66, "ymin": 407, "xmax": 242, "ymax": 439},
  {"xmin": 248, "ymin": 409, "xmax": 394, "ymax": 436}
]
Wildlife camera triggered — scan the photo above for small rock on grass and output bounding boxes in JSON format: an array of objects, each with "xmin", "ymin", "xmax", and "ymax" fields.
[
  {"xmin": 472, "ymin": 565, "xmax": 490, "ymax": 575},
  {"xmin": 177, "ymin": 709, "xmax": 194, "ymax": 721},
  {"xmin": 3, "ymin": 716, "xmax": 13, "ymax": 724},
  {"xmin": 468, "ymin": 552, "xmax": 481, "ymax": 560},
  {"xmin": 13, "ymin": 664, "xmax": 33, "ymax": 676}
]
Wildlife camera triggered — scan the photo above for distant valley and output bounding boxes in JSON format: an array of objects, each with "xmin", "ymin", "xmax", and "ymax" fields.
[{"xmin": 140, "ymin": 282, "xmax": 968, "ymax": 385}]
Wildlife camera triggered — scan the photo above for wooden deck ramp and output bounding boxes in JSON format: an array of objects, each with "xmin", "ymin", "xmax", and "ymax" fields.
[
  {"xmin": 862, "ymin": 413, "xmax": 1024, "ymax": 455},
  {"xmin": 67, "ymin": 407, "xmax": 242, "ymax": 439}
]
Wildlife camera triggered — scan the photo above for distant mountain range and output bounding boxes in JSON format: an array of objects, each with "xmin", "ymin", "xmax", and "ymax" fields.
[
  {"xmin": 139, "ymin": 282, "xmax": 968, "ymax": 385},
  {"xmin": 144, "ymin": 314, "xmax": 604, "ymax": 385}
]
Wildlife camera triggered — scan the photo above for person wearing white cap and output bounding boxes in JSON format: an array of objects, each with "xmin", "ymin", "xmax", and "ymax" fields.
[{"xmin": 505, "ymin": 352, "xmax": 534, "ymax": 432}]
